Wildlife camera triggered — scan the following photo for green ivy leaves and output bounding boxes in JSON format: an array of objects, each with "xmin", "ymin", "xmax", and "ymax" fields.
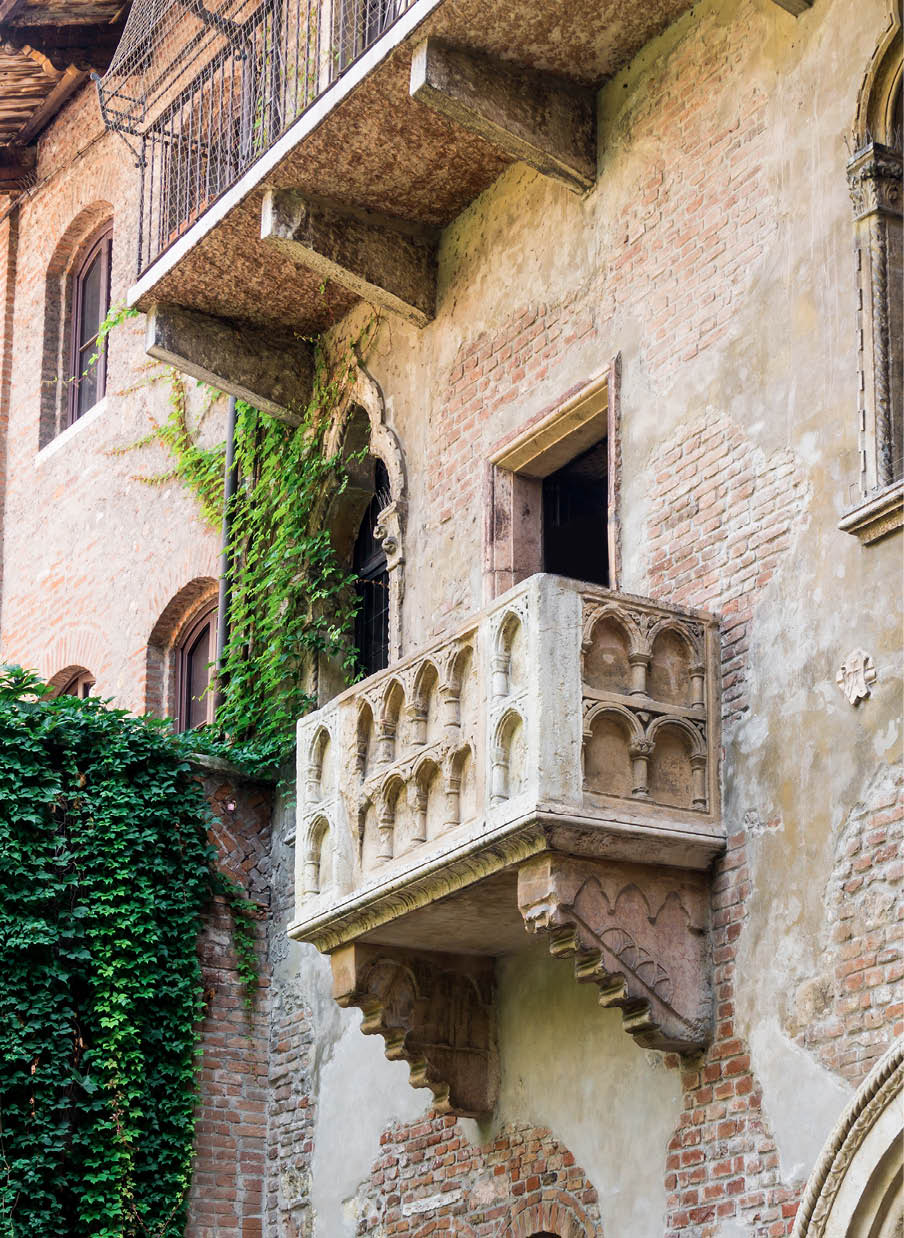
[{"xmin": 0, "ymin": 669, "xmax": 254, "ymax": 1238}]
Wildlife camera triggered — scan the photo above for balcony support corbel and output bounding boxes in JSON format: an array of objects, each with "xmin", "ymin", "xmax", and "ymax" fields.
[
  {"xmin": 410, "ymin": 38, "xmax": 596, "ymax": 195},
  {"xmin": 145, "ymin": 303, "xmax": 313, "ymax": 424},
  {"xmin": 261, "ymin": 190, "xmax": 437, "ymax": 327},
  {"xmin": 330, "ymin": 943, "xmax": 498, "ymax": 1117},
  {"xmin": 517, "ymin": 854, "xmax": 712, "ymax": 1053}
]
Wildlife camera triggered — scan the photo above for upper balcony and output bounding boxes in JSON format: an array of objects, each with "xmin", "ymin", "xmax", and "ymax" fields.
[
  {"xmin": 101, "ymin": 0, "xmax": 700, "ymax": 410},
  {"xmin": 288, "ymin": 574, "xmax": 723, "ymax": 1114}
]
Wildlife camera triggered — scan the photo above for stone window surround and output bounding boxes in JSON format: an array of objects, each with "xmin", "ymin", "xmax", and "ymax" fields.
[
  {"xmin": 39, "ymin": 205, "xmax": 115, "ymax": 451},
  {"xmin": 839, "ymin": 4, "xmax": 903, "ymax": 545},
  {"xmin": 484, "ymin": 355, "xmax": 620, "ymax": 601}
]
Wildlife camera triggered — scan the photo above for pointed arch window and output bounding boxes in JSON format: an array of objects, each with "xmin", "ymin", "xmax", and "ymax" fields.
[{"xmin": 354, "ymin": 459, "xmax": 390, "ymax": 679}]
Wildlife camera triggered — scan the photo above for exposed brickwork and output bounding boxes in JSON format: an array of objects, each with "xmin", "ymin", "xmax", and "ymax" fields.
[
  {"xmin": 191, "ymin": 898, "xmax": 270, "ymax": 1238},
  {"xmin": 665, "ymin": 830, "xmax": 802, "ymax": 1238},
  {"xmin": 265, "ymin": 981, "xmax": 315, "ymax": 1237},
  {"xmin": 791, "ymin": 765, "xmax": 904, "ymax": 1086},
  {"xmin": 188, "ymin": 767, "xmax": 274, "ymax": 1238},
  {"xmin": 356, "ymin": 1116, "xmax": 603, "ymax": 1237},
  {"xmin": 646, "ymin": 414, "xmax": 808, "ymax": 722}
]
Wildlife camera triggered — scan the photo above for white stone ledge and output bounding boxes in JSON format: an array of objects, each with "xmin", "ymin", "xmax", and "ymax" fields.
[{"xmin": 35, "ymin": 397, "xmax": 108, "ymax": 466}]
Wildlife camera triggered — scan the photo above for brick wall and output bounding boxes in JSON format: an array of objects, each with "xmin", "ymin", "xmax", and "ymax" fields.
[
  {"xmin": 790, "ymin": 765, "xmax": 904, "ymax": 1086},
  {"xmin": 664, "ymin": 829, "xmax": 803, "ymax": 1238},
  {"xmin": 422, "ymin": 0, "xmax": 777, "ymax": 640},
  {"xmin": 188, "ymin": 765, "xmax": 274, "ymax": 1238},
  {"xmin": 355, "ymin": 1116, "xmax": 603, "ymax": 1237},
  {"xmin": 646, "ymin": 413, "xmax": 809, "ymax": 722},
  {"xmin": 0, "ymin": 82, "xmax": 222, "ymax": 712}
]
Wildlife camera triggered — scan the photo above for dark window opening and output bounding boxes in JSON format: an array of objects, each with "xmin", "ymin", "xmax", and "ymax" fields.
[
  {"xmin": 68, "ymin": 229, "xmax": 112, "ymax": 426},
  {"xmin": 542, "ymin": 438, "xmax": 609, "ymax": 587},
  {"xmin": 354, "ymin": 459, "xmax": 390, "ymax": 679},
  {"xmin": 60, "ymin": 670, "xmax": 95, "ymax": 700},
  {"xmin": 177, "ymin": 605, "xmax": 216, "ymax": 732}
]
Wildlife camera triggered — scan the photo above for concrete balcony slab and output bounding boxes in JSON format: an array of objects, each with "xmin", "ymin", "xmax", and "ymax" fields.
[{"xmin": 127, "ymin": 0, "xmax": 696, "ymax": 336}]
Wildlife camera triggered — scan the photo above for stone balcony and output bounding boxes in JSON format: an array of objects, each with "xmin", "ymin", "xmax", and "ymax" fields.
[{"xmin": 288, "ymin": 574, "xmax": 723, "ymax": 1115}]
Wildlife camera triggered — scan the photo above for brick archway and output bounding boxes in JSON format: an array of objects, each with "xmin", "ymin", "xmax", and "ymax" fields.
[{"xmin": 502, "ymin": 1199, "xmax": 600, "ymax": 1238}]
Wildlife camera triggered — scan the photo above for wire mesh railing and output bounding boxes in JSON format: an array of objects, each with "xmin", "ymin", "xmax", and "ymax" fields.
[{"xmin": 97, "ymin": 0, "xmax": 412, "ymax": 274}]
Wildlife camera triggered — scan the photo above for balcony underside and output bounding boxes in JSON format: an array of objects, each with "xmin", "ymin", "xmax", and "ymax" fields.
[{"xmin": 129, "ymin": 0, "xmax": 696, "ymax": 335}]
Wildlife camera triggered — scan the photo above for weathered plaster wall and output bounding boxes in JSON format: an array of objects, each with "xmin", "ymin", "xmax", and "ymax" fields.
[
  {"xmin": 296, "ymin": 0, "xmax": 903, "ymax": 1231},
  {"xmin": 0, "ymin": 0, "xmax": 899, "ymax": 1231}
]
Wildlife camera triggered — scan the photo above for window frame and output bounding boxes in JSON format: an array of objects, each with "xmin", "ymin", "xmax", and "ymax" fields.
[
  {"xmin": 58, "ymin": 669, "xmax": 95, "ymax": 700},
  {"xmin": 175, "ymin": 602, "xmax": 218, "ymax": 732},
  {"xmin": 67, "ymin": 227, "xmax": 113, "ymax": 428},
  {"xmin": 486, "ymin": 361, "xmax": 620, "ymax": 600}
]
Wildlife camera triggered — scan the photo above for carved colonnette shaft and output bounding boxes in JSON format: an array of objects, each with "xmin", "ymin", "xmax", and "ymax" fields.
[
  {"xmin": 330, "ymin": 943, "xmax": 499, "ymax": 1117},
  {"xmin": 517, "ymin": 854, "xmax": 712, "ymax": 1053}
]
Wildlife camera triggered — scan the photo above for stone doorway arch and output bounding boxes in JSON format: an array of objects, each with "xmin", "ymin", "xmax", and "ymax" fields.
[{"xmin": 792, "ymin": 1037, "xmax": 903, "ymax": 1238}]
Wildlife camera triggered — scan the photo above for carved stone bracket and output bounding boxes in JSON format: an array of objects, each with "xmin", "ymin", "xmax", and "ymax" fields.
[
  {"xmin": 517, "ymin": 854, "xmax": 711, "ymax": 1052},
  {"xmin": 330, "ymin": 943, "xmax": 499, "ymax": 1117}
]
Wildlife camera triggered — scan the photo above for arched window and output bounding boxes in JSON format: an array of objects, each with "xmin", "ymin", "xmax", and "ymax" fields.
[
  {"xmin": 353, "ymin": 458, "xmax": 390, "ymax": 678},
  {"xmin": 68, "ymin": 227, "xmax": 112, "ymax": 426},
  {"xmin": 176, "ymin": 603, "xmax": 217, "ymax": 731},
  {"xmin": 58, "ymin": 669, "xmax": 95, "ymax": 699}
]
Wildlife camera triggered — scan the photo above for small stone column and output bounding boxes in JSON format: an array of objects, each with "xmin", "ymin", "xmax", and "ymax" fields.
[{"xmin": 629, "ymin": 739, "xmax": 654, "ymax": 798}]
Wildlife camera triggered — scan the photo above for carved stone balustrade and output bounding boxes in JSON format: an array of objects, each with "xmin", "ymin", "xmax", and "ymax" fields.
[{"xmin": 288, "ymin": 573, "xmax": 723, "ymax": 1114}]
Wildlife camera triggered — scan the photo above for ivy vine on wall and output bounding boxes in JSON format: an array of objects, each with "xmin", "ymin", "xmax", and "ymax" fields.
[
  {"xmin": 0, "ymin": 668, "xmax": 257, "ymax": 1237},
  {"xmin": 114, "ymin": 314, "xmax": 379, "ymax": 772}
]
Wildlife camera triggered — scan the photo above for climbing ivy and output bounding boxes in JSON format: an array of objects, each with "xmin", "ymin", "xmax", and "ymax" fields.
[
  {"xmin": 0, "ymin": 667, "xmax": 257, "ymax": 1238},
  {"xmin": 118, "ymin": 319, "xmax": 379, "ymax": 773},
  {"xmin": 109, "ymin": 368, "xmax": 226, "ymax": 529}
]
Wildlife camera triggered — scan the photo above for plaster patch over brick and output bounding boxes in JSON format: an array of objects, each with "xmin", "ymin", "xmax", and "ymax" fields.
[
  {"xmin": 665, "ymin": 830, "xmax": 804, "ymax": 1238},
  {"xmin": 646, "ymin": 413, "xmax": 810, "ymax": 723},
  {"xmin": 787, "ymin": 763, "xmax": 904, "ymax": 1087}
]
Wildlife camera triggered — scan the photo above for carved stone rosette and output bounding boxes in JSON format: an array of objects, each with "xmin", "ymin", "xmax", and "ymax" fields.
[
  {"xmin": 517, "ymin": 854, "xmax": 711, "ymax": 1052},
  {"xmin": 330, "ymin": 943, "xmax": 499, "ymax": 1117}
]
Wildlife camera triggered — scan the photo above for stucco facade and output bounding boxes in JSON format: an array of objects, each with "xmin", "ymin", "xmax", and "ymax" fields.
[{"xmin": 0, "ymin": 0, "xmax": 901, "ymax": 1234}]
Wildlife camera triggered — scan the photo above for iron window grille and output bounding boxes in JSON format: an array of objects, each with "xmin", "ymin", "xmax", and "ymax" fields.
[{"xmin": 353, "ymin": 460, "xmax": 391, "ymax": 679}]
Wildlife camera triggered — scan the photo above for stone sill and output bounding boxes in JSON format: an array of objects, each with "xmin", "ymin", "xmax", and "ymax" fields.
[
  {"xmin": 34, "ymin": 397, "xmax": 108, "ymax": 465},
  {"xmin": 838, "ymin": 480, "xmax": 904, "ymax": 544}
]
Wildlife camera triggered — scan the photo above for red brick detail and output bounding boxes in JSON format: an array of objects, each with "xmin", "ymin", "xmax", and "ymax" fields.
[
  {"xmin": 792, "ymin": 766, "xmax": 904, "ymax": 1086},
  {"xmin": 646, "ymin": 415, "xmax": 808, "ymax": 723},
  {"xmin": 356, "ymin": 1116, "xmax": 602, "ymax": 1236},
  {"xmin": 264, "ymin": 983, "xmax": 315, "ymax": 1233},
  {"xmin": 664, "ymin": 828, "xmax": 803, "ymax": 1238},
  {"xmin": 186, "ymin": 769, "xmax": 273, "ymax": 1238}
]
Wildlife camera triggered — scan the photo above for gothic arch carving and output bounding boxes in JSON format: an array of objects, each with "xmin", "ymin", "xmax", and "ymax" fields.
[
  {"xmin": 853, "ymin": 2, "xmax": 902, "ymax": 149},
  {"xmin": 792, "ymin": 1037, "xmax": 903, "ymax": 1237},
  {"xmin": 841, "ymin": 3, "xmax": 903, "ymax": 536},
  {"xmin": 302, "ymin": 815, "xmax": 331, "ymax": 895}
]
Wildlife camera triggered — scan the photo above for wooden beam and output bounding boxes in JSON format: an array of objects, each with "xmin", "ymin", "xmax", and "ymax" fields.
[
  {"xmin": 0, "ymin": 144, "xmax": 34, "ymax": 191},
  {"xmin": 0, "ymin": 22, "xmax": 125, "ymax": 73},
  {"xmin": 16, "ymin": 66, "xmax": 86, "ymax": 144},
  {"xmin": 0, "ymin": 0, "xmax": 25, "ymax": 22},
  {"xmin": 410, "ymin": 37, "xmax": 596, "ymax": 195},
  {"xmin": 261, "ymin": 189, "xmax": 437, "ymax": 327}
]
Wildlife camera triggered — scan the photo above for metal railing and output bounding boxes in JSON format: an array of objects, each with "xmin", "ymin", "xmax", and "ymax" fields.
[{"xmin": 133, "ymin": 0, "xmax": 411, "ymax": 273}]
